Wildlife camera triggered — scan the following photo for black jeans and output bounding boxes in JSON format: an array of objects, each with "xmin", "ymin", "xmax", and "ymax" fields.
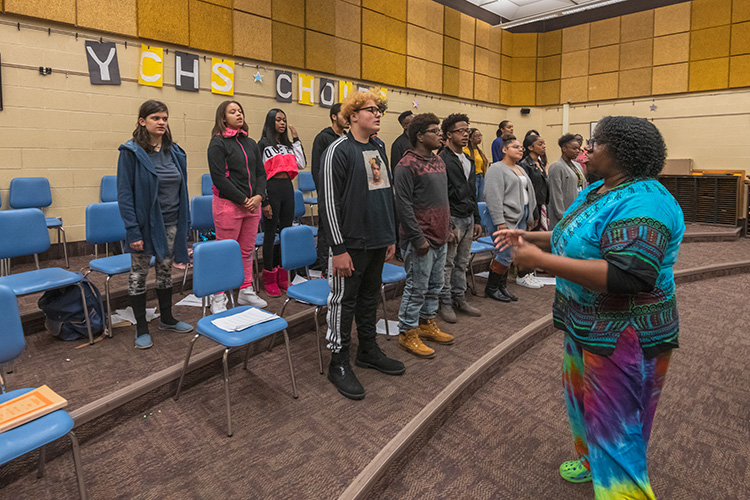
[
  {"xmin": 325, "ymin": 247, "xmax": 386, "ymax": 353},
  {"xmin": 263, "ymin": 177, "xmax": 295, "ymax": 271}
]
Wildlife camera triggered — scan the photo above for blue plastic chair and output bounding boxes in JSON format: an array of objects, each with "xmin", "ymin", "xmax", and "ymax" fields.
[
  {"xmin": 268, "ymin": 225, "xmax": 329, "ymax": 374},
  {"xmin": 173, "ymin": 239, "xmax": 297, "ymax": 437},
  {"xmin": 468, "ymin": 202, "xmax": 497, "ymax": 295},
  {"xmin": 380, "ymin": 263, "xmax": 406, "ymax": 340},
  {"xmin": 0, "ymin": 209, "xmax": 95, "ymax": 344},
  {"xmin": 0, "ymin": 286, "xmax": 89, "ymax": 499},
  {"xmin": 9, "ymin": 177, "xmax": 69, "ymax": 268},
  {"xmin": 201, "ymin": 173, "xmax": 213, "ymax": 196},
  {"xmin": 182, "ymin": 196, "xmax": 215, "ymax": 293},
  {"xmin": 297, "ymin": 171, "xmax": 317, "ymax": 205},
  {"xmin": 293, "ymin": 190, "xmax": 318, "ymax": 237},
  {"xmin": 99, "ymin": 175, "xmax": 117, "ymax": 202},
  {"xmin": 85, "ymin": 202, "xmax": 153, "ymax": 337}
]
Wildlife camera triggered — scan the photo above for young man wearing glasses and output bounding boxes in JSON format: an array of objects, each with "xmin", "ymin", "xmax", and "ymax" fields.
[
  {"xmin": 319, "ymin": 89, "xmax": 404, "ymax": 400},
  {"xmin": 393, "ymin": 113, "xmax": 454, "ymax": 359},
  {"xmin": 438, "ymin": 113, "xmax": 483, "ymax": 324}
]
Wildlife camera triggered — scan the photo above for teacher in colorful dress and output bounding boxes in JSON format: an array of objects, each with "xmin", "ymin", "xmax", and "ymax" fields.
[{"xmin": 494, "ymin": 116, "xmax": 684, "ymax": 500}]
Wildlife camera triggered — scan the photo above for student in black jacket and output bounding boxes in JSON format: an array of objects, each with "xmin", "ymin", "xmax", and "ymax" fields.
[
  {"xmin": 311, "ymin": 103, "xmax": 347, "ymax": 271},
  {"xmin": 438, "ymin": 113, "xmax": 482, "ymax": 324},
  {"xmin": 319, "ymin": 89, "xmax": 405, "ymax": 400},
  {"xmin": 390, "ymin": 110, "xmax": 413, "ymax": 171}
]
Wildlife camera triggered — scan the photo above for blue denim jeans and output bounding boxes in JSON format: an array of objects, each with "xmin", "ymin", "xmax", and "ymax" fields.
[
  {"xmin": 398, "ymin": 242, "xmax": 447, "ymax": 332},
  {"xmin": 492, "ymin": 205, "xmax": 529, "ymax": 267},
  {"xmin": 475, "ymin": 173, "xmax": 485, "ymax": 202},
  {"xmin": 441, "ymin": 215, "xmax": 475, "ymax": 304}
]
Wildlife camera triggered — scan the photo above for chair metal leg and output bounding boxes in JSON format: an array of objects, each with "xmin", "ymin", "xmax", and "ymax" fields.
[
  {"xmin": 268, "ymin": 298, "xmax": 291, "ymax": 352},
  {"xmin": 313, "ymin": 306, "xmax": 323, "ymax": 374},
  {"xmin": 222, "ymin": 348, "xmax": 233, "ymax": 437},
  {"xmin": 67, "ymin": 431, "xmax": 89, "ymax": 500},
  {"xmin": 105, "ymin": 275, "xmax": 113, "ymax": 338},
  {"xmin": 282, "ymin": 329, "xmax": 299, "ymax": 399},
  {"xmin": 243, "ymin": 345, "xmax": 251, "ymax": 370},
  {"xmin": 228, "ymin": 290, "xmax": 236, "ymax": 308},
  {"xmin": 181, "ymin": 264, "xmax": 189, "ymax": 294},
  {"xmin": 380, "ymin": 285, "xmax": 391, "ymax": 340},
  {"xmin": 0, "ymin": 369, "xmax": 6, "ymax": 394},
  {"xmin": 174, "ymin": 334, "xmax": 200, "ymax": 400},
  {"xmin": 77, "ymin": 283, "xmax": 94, "ymax": 345},
  {"xmin": 467, "ymin": 254, "xmax": 477, "ymax": 296},
  {"xmin": 34, "ymin": 254, "xmax": 40, "ymax": 270},
  {"xmin": 59, "ymin": 226, "xmax": 69, "ymax": 269},
  {"xmin": 37, "ymin": 445, "xmax": 46, "ymax": 478}
]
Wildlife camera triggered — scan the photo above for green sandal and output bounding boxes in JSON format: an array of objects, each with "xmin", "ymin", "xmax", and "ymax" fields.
[{"xmin": 560, "ymin": 460, "xmax": 592, "ymax": 483}]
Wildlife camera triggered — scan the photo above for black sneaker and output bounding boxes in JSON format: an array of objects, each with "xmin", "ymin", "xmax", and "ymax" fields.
[
  {"xmin": 355, "ymin": 343, "xmax": 406, "ymax": 375},
  {"xmin": 328, "ymin": 355, "xmax": 365, "ymax": 400}
]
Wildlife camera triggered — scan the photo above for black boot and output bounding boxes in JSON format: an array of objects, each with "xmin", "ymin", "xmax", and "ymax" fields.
[
  {"xmin": 328, "ymin": 349, "xmax": 365, "ymax": 400},
  {"xmin": 485, "ymin": 272, "xmax": 511, "ymax": 302},
  {"xmin": 498, "ymin": 272, "xmax": 518, "ymax": 301},
  {"xmin": 356, "ymin": 340, "xmax": 405, "ymax": 375},
  {"xmin": 129, "ymin": 293, "xmax": 152, "ymax": 348},
  {"xmin": 156, "ymin": 287, "xmax": 177, "ymax": 326}
]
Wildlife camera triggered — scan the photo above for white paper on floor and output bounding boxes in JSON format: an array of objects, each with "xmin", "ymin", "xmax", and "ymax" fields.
[
  {"xmin": 110, "ymin": 307, "xmax": 160, "ymax": 326},
  {"xmin": 176, "ymin": 294, "xmax": 204, "ymax": 307},
  {"xmin": 309, "ymin": 270, "xmax": 323, "ymax": 279},
  {"xmin": 474, "ymin": 271, "xmax": 489, "ymax": 278},
  {"xmin": 376, "ymin": 319, "xmax": 399, "ymax": 336},
  {"xmin": 535, "ymin": 277, "xmax": 557, "ymax": 286}
]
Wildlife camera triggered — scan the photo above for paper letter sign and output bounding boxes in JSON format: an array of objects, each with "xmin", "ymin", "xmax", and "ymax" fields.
[
  {"xmin": 338, "ymin": 81, "xmax": 353, "ymax": 102},
  {"xmin": 175, "ymin": 51, "xmax": 199, "ymax": 92},
  {"xmin": 298, "ymin": 74, "xmax": 315, "ymax": 106},
  {"xmin": 379, "ymin": 88, "xmax": 388, "ymax": 101},
  {"xmin": 138, "ymin": 45, "xmax": 163, "ymax": 87},
  {"xmin": 84, "ymin": 41, "xmax": 121, "ymax": 85},
  {"xmin": 211, "ymin": 59, "xmax": 234, "ymax": 96},
  {"xmin": 275, "ymin": 70, "xmax": 293, "ymax": 103},
  {"xmin": 319, "ymin": 78, "xmax": 336, "ymax": 108}
]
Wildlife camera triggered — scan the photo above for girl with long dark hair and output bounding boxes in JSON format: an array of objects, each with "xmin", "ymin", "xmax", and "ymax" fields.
[
  {"xmin": 519, "ymin": 134, "xmax": 549, "ymax": 231},
  {"xmin": 207, "ymin": 100, "xmax": 268, "ymax": 312},
  {"xmin": 257, "ymin": 108, "xmax": 306, "ymax": 297},
  {"xmin": 117, "ymin": 100, "xmax": 193, "ymax": 349},
  {"xmin": 464, "ymin": 128, "xmax": 488, "ymax": 202}
]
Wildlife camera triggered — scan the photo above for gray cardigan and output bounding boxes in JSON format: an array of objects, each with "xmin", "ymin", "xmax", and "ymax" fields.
[
  {"xmin": 547, "ymin": 156, "xmax": 587, "ymax": 228},
  {"xmin": 484, "ymin": 161, "xmax": 537, "ymax": 229}
]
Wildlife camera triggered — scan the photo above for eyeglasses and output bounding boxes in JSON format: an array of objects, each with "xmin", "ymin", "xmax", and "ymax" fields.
[
  {"xmin": 448, "ymin": 127, "xmax": 469, "ymax": 135},
  {"xmin": 423, "ymin": 127, "xmax": 442, "ymax": 135},
  {"xmin": 356, "ymin": 106, "xmax": 382, "ymax": 117}
]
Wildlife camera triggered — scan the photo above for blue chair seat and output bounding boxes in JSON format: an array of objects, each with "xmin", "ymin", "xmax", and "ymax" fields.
[
  {"xmin": 196, "ymin": 306, "xmax": 289, "ymax": 348},
  {"xmin": 0, "ymin": 388, "xmax": 74, "ymax": 465},
  {"xmin": 0, "ymin": 269, "xmax": 83, "ymax": 295},
  {"xmin": 285, "ymin": 278, "xmax": 330, "ymax": 306},
  {"xmin": 382, "ymin": 263, "xmax": 406, "ymax": 283},
  {"xmin": 471, "ymin": 241, "xmax": 495, "ymax": 254},
  {"xmin": 45, "ymin": 217, "xmax": 63, "ymax": 228},
  {"xmin": 477, "ymin": 235, "xmax": 494, "ymax": 246},
  {"xmin": 255, "ymin": 233, "xmax": 280, "ymax": 246},
  {"xmin": 303, "ymin": 197, "xmax": 318, "ymax": 205},
  {"xmin": 89, "ymin": 254, "xmax": 132, "ymax": 275}
]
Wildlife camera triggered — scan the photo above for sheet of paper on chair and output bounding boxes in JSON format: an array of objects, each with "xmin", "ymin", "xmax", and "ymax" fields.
[
  {"xmin": 176, "ymin": 294, "xmax": 204, "ymax": 307},
  {"xmin": 211, "ymin": 308, "xmax": 280, "ymax": 332},
  {"xmin": 291, "ymin": 275, "xmax": 308, "ymax": 285},
  {"xmin": 475, "ymin": 271, "xmax": 489, "ymax": 278},
  {"xmin": 110, "ymin": 307, "xmax": 160, "ymax": 326},
  {"xmin": 376, "ymin": 319, "xmax": 399, "ymax": 336},
  {"xmin": 309, "ymin": 270, "xmax": 323, "ymax": 279},
  {"xmin": 0, "ymin": 385, "xmax": 68, "ymax": 434},
  {"xmin": 535, "ymin": 277, "xmax": 557, "ymax": 286}
]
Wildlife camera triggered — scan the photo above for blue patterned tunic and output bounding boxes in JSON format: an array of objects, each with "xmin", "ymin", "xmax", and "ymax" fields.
[{"xmin": 551, "ymin": 179, "xmax": 685, "ymax": 356}]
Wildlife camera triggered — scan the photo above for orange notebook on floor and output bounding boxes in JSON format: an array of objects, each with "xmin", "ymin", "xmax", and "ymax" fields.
[{"xmin": 0, "ymin": 385, "xmax": 68, "ymax": 434}]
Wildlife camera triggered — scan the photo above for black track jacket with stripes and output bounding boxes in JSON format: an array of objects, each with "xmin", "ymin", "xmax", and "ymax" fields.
[{"xmin": 319, "ymin": 132, "xmax": 396, "ymax": 256}]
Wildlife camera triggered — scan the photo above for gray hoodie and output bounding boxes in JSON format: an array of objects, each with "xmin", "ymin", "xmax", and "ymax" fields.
[{"xmin": 483, "ymin": 161, "xmax": 537, "ymax": 229}]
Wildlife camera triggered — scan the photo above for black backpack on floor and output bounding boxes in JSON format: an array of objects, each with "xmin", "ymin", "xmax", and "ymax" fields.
[{"xmin": 38, "ymin": 278, "xmax": 106, "ymax": 341}]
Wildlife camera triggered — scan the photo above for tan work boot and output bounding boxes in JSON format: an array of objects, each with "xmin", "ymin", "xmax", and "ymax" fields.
[
  {"xmin": 418, "ymin": 319, "xmax": 455, "ymax": 345},
  {"xmin": 398, "ymin": 328, "xmax": 436, "ymax": 358}
]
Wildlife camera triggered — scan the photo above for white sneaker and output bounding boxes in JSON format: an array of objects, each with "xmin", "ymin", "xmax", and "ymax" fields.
[
  {"xmin": 529, "ymin": 272, "xmax": 545, "ymax": 287},
  {"xmin": 516, "ymin": 273, "xmax": 543, "ymax": 289},
  {"xmin": 237, "ymin": 286, "xmax": 268, "ymax": 308},
  {"xmin": 210, "ymin": 292, "xmax": 228, "ymax": 314}
]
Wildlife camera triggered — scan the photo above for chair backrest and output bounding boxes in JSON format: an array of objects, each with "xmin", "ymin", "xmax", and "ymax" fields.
[
  {"xmin": 192, "ymin": 240, "xmax": 244, "ymax": 297},
  {"xmin": 297, "ymin": 171, "xmax": 316, "ymax": 193},
  {"xmin": 201, "ymin": 173, "xmax": 213, "ymax": 196},
  {"xmin": 0, "ymin": 208, "xmax": 51, "ymax": 259},
  {"xmin": 0, "ymin": 285, "xmax": 25, "ymax": 365},
  {"xmin": 86, "ymin": 202, "xmax": 126, "ymax": 245},
  {"xmin": 293, "ymin": 190, "xmax": 306, "ymax": 219},
  {"xmin": 9, "ymin": 177, "xmax": 52, "ymax": 209},
  {"xmin": 280, "ymin": 225, "xmax": 316, "ymax": 270},
  {"xmin": 100, "ymin": 175, "xmax": 118, "ymax": 202},
  {"xmin": 191, "ymin": 196, "xmax": 214, "ymax": 232},
  {"xmin": 478, "ymin": 201, "xmax": 493, "ymax": 232}
]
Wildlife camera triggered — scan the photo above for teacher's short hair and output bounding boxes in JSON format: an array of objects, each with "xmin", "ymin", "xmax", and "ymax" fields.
[{"xmin": 594, "ymin": 116, "xmax": 667, "ymax": 179}]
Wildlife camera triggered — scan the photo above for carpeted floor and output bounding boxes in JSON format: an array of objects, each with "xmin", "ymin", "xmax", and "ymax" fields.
[{"xmin": 377, "ymin": 273, "xmax": 750, "ymax": 500}]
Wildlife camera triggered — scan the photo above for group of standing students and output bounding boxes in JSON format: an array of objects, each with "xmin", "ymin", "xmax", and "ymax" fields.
[{"xmin": 117, "ymin": 100, "xmax": 305, "ymax": 350}]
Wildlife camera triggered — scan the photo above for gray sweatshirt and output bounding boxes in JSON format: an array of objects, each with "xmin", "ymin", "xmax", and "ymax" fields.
[
  {"xmin": 484, "ymin": 161, "xmax": 537, "ymax": 229},
  {"xmin": 547, "ymin": 156, "xmax": 587, "ymax": 228}
]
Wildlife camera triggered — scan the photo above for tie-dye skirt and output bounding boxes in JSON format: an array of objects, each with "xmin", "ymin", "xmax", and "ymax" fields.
[{"xmin": 562, "ymin": 327, "xmax": 672, "ymax": 499}]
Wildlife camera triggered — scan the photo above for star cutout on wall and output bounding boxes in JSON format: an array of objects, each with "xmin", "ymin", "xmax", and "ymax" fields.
[
  {"xmin": 253, "ymin": 71, "xmax": 263, "ymax": 83},
  {"xmin": 649, "ymin": 103, "xmax": 657, "ymax": 111},
  {"xmin": 412, "ymin": 98, "xmax": 418, "ymax": 108}
]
